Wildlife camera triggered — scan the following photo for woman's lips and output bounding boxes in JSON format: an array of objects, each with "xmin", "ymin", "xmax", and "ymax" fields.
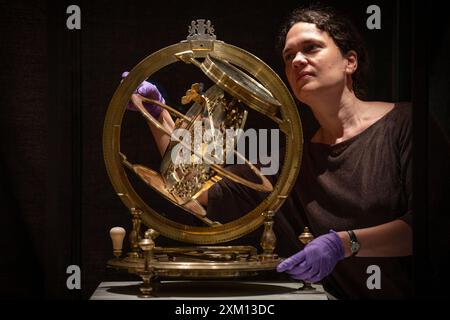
[{"xmin": 296, "ymin": 72, "xmax": 313, "ymax": 82}]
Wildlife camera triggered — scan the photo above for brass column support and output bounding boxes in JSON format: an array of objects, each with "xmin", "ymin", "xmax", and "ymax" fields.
[
  {"xmin": 297, "ymin": 227, "xmax": 316, "ymax": 291},
  {"xmin": 128, "ymin": 208, "xmax": 143, "ymax": 258},
  {"xmin": 259, "ymin": 211, "xmax": 277, "ymax": 261},
  {"xmin": 138, "ymin": 229, "xmax": 157, "ymax": 298}
]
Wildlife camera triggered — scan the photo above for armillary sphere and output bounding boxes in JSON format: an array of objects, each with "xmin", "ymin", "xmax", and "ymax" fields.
[{"xmin": 103, "ymin": 19, "xmax": 303, "ymax": 297}]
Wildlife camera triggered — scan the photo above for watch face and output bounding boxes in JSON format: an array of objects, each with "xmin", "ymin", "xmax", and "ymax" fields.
[{"xmin": 351, "ymin": 241, "xmax": 360, "ymax": 254}]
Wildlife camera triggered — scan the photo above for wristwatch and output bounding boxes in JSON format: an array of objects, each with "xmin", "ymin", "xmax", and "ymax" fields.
[{"xmin": 347, "ymin": 230, "xmax": 360, "ymax": 256}]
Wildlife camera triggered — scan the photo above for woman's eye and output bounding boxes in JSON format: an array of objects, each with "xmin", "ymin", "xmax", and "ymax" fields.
[
  {"xmin": 304, "ymin": 44, "xmax": 319, "ymax": 52},
  {"xmin": 284, "ymin": 53, "xmax": 295, "ymax": 61}
]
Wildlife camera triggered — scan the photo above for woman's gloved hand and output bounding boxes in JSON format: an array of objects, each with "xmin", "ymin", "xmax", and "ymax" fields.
[
  {"xmin": 121, "ymin": 71, "xmax": 165, "ymax": 119},
  {"xmin": 276, "ymin": 230, "xmax": 345, "ymax": 282}
]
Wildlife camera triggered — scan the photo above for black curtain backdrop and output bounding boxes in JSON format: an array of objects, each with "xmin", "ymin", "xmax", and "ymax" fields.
[{"xmin": 0, "ymin": 0, "xmax": 448, "ymax": 299}]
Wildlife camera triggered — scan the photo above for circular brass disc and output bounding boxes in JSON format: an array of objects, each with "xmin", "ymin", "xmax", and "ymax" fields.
[
  {"xmin": 103, "ymin": 40, "xmax": 303, "ymax": 244},
  {"xmin": 108, "ymin": 256, "xmax": 281, "ymax": 278},
  {"xmin": 200, "ymin": 55, "xmax": 281, "ymax": 117},
  {"xmin": 132, "ymin": 165, "xmax": 207, "ymax": 217}
]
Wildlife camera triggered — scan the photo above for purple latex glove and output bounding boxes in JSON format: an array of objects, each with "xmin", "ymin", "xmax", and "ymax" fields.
[
  {"xmin": 121, "ymin": 71, "xmax": 165, "ymax": 119},
  {"xmin": 276, "ymin": 230, "xmax": 345, "ymax": 282}
]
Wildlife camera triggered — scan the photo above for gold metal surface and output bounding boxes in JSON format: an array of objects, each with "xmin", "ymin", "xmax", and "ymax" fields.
[
  {"xmin": 200, "ymin": 55, "xmax": 281, "ymax": 117},
  {"xmin": 260, "ymin": 211, "xmax": 277, "ymax": 260},
  {"xmin": 128, "ymin": 208, "xmax": 142, "ymax": 258},
  {"xmin": 298, "ymin": 227, "xmax": 314, "ymax": 245},
  {"xmin": 298, "ymin": 227, "xmax": 316, "ymax": 291},
  {"xmin": 130, "ymin": 89, "xmax": 274, "ymax": 195},
  {"xmin": 108, "ymin": 245, "xmax": 281, "ymax": 278},
  {"xmin": 120, "ymin": 152, "xmax": 217, "ymax": 225},
  {"xmin": 138, "ymin": 233, "xmax": 156, "ymax": 297}
]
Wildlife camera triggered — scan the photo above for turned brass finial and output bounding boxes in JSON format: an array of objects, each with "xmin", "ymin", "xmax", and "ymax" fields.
[
  {"xmin": 144, "ymin": 228, "xmax": 160, "ymax": 240},
  {"xmin": 298, "ymin": 227, "xmax": 314, "ymax": 245},
  {"xmin": 139, "ymin": 229, "xmax": 157, "ymax": 270},
  {"xmin": 139, "ymin": 237, "xmax": 155, "ymax": 254},
  {"xmin": 297, "ymin": 227, "xmax": 316, "ymax": 291},
  {"xmin": 138, "ymin": 230, "xmax": 156, "ymax": 298}
]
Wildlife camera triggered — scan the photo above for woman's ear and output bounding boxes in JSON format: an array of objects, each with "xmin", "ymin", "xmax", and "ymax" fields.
[{"xmin": 345, "ymin": 50, "xmax": 358, "ymax": 75}]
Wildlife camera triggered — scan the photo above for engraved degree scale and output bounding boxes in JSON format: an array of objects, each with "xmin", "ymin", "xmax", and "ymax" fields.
[{"xmin": 103, "ymin": 19, "xmax": 303, "ymax": 297}]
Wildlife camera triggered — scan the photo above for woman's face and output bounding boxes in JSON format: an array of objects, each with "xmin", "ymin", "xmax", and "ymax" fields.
[{"xmin": 283, "ymin": 22, "xmax": 352, "ymax": 103}]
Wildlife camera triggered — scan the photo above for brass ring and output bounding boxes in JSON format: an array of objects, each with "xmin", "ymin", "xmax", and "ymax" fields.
[
  {"xmin": 130, "ymin": 93, "xmax": 273, "ymax": 193},
  {"xmin": 103, "ymin": 41, "xmax": 303, "ymax": 244}
]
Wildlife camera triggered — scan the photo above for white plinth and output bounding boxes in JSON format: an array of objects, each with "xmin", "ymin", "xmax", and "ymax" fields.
[{"xmin": 90, "ymin": 280, "xmax": 329, "ymax": 300}]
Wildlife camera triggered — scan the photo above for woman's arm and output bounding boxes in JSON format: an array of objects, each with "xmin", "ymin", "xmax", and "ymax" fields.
[
  {"xmin": 277, "ymin": 218, "xmax": 413, "ymax": 282},
  {"xmin": 337, "ymin": 219, "xmax": 412, "ymax": 257},
  {"xmin": 196, "ymin": 190, "xmax": 208, "ymax": 206},
  {"xmin": 147, "ymin": 109, "xmax": 175, "ymax": 157}
]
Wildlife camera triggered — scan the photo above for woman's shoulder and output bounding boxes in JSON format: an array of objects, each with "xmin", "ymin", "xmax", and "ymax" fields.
[
  {"xmin": 384, "ymin": 101, "xmax": 411, "ymax": 125},
  {"xmin": 364, "ymin": 101, "xmax": 411, "ymax": 125},
  {"xmin": 369, "ymin": 101, "xmax": 412, "ymax": 143},
  {"xmin": 359, "ymin": 101, "xmax": 412, "ymax": 145}
]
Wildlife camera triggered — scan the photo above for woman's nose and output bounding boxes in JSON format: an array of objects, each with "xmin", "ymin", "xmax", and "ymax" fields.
[{"xmin": 292, "ymin": 52, "xmax": 307, "ymax": 68}]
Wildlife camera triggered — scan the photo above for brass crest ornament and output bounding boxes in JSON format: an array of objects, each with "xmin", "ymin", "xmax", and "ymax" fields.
[{"xmin": 187, "ymin": 19, "xmax": 217, "ymax": 41}]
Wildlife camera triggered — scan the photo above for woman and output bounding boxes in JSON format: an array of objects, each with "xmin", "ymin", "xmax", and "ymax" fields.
[
  {"xmin": 125, "ymin": 5, "xmax": 413, "ymax": 299},
  {"xmin": 271, "ymin": 6, "xmax": 413, "ymax": 299}
]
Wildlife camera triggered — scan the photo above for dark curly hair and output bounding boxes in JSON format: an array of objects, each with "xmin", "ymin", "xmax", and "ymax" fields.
[{"xmin": 277, "ymin": 5, "xmax": 369, "ymax": 99}]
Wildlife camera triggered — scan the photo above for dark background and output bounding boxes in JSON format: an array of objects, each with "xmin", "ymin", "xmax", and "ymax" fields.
[{"xmin": 0, "ymin": 0, "xmax": 448, "ymax": 299}]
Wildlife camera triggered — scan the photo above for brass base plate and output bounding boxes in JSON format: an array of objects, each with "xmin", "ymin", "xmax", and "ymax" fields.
[{"xmin": 107, "ymin": 246, "xmax": 280, "ymax": 279}]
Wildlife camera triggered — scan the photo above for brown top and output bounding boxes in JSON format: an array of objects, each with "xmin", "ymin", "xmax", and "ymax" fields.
[{"xmin": 207, "ymin": 102, "xmax": 413, "ymax": 299}]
